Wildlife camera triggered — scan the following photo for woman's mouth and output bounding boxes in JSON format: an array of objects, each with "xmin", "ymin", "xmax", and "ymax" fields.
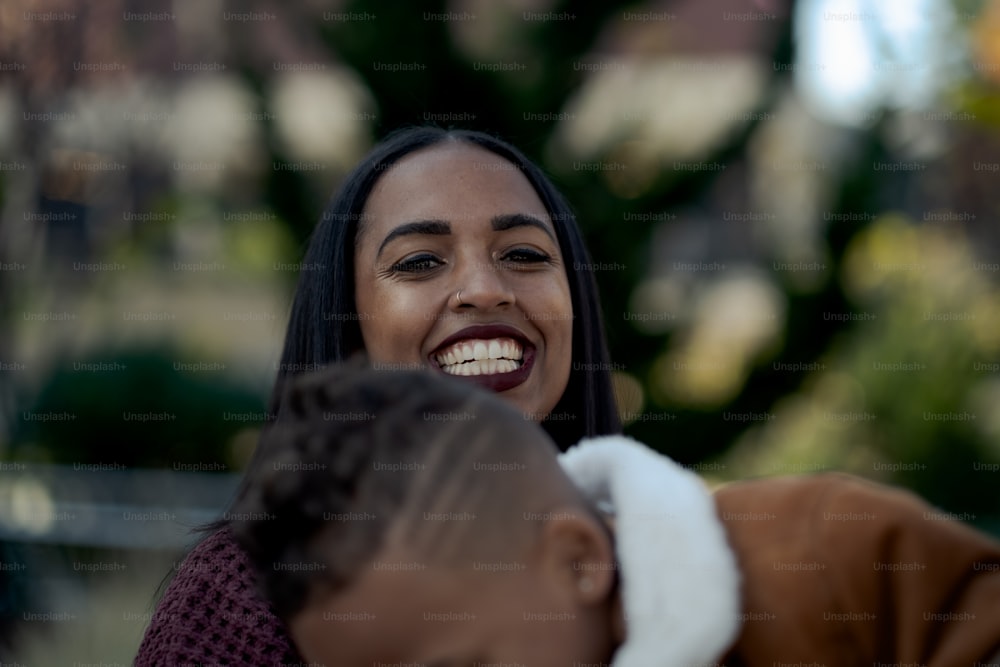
[
  {"xmin": 429, "ymin": 325, "xmax": 537, "ymax": 393},
  {"xmin": 434, "ymin": 337, "xmax": 524, "ymax": 376}
]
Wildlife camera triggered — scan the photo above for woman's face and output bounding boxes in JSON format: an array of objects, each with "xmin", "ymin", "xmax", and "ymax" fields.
[{"xmin": 354, "ymin": 142, "xmax": 573, "ymax": 422}]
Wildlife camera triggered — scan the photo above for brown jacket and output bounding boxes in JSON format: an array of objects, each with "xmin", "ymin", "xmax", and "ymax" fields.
[
  {"xmin": 560, "ymin": 436, "xmax": 1000, "ymax": 667},
  {"xmin": 717, "ymin": 474, "xmax": 1000, "ymax": 666}
]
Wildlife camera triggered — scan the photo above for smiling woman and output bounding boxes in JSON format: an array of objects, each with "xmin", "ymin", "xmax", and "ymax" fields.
[
  {"xmin": 355, "ymin": 141, "xmax": 573, "ymax": 417},
  {"xmin": 134, "ymin": 127, "xmax": 623, "ymax": 666},
  {"xmin": 273, "ymin": 127, "xmax": 619, "ymax": 443}
]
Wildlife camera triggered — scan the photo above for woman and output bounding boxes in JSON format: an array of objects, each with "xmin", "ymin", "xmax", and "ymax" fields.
[{"xmin": 134, "ymin": 127, "xmax": 623, "ymax": 665}]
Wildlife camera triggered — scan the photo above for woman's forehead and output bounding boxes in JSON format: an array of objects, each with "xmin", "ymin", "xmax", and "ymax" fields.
[
  {"xmin": 362, "ymin": 142, "xmax": 551, "ymax": 225},
  {"xmin": 381, "ymin": 141, "xmax": 517, "ymax": 179}
]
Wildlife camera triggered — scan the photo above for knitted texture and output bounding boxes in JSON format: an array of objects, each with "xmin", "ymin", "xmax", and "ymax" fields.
[{"xmin": 135, "ymin": 528, "xmax": 300, "ymax": 666}]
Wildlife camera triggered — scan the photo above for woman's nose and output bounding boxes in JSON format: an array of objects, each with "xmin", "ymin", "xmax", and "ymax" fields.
[{"xmin": 450, "ymin": 257, "xmax": 516, "ymax": 310}]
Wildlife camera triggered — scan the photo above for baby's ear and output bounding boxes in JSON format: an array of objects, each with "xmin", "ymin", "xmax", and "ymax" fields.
[{"xmin": 536, "ymin": 507, "xmax": 617, "ymax": 606}]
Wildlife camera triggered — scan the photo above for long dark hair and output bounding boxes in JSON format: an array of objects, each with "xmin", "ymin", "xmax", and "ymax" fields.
[
  {"xmin": 274, "ymin": 127, "xmax": 619, "ymax": 442},
  {"xmin": 220, "ymin": 128, "xmax": 621, "ymax": 526}
]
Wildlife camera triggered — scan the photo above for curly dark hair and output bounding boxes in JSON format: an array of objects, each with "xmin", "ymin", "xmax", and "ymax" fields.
[{"xmin": 229, "ymin": 360, "xmax": 576, "ymax": 621}]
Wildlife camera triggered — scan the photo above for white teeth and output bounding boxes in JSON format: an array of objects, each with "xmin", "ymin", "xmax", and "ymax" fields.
[
  {"xmin": 434, "ymin": 337, "xmax": 525, "ymax": 376},
  {"xmin": 440, "ymin": 358, "xmax": 520, "ymax": 376}
]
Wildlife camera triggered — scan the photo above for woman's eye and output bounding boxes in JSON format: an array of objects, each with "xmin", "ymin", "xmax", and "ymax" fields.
[
  {"xmin": 501, "ymin": 248, "xmax": 551, "ymax": 264},
  {"xmin": 392, "ymin": 254, "xmax": 443, "ymax": 273}
]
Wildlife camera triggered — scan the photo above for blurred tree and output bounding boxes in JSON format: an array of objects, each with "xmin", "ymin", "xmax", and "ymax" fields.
[
  {"xmin": 10, "ymin": 347, "xmax": 265, "ymax": 468},
  {"xmin": 1, "ymin": 0, "xmax": 997, "ymax": 523}
]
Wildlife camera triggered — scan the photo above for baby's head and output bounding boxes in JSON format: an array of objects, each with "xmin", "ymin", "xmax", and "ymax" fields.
[{"xmin": 231, "ymin": 363, "xmax": 623, "ymax": 666}]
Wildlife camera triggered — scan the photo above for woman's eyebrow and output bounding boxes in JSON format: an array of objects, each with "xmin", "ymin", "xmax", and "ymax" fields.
[
  {"xmin": 492, "ymin": 213, "xmax": 557, "ymax": 243},
  {"xmin": 377, "ymin": 219, "xmax": 451, "ymax": 258},
  {"xmin": 375, "ymin": 213, "xmax": 557, "ymax": 259}
]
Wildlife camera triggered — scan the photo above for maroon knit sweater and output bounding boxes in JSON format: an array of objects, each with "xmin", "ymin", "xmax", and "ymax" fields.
[{"xmin": 135, "ymin": 528, "xmax": 301, "ymax": 666}]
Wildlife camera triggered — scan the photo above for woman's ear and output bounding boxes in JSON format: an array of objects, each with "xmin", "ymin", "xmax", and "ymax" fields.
[{"xmin": 536, "ymin": 506, "xmax": 618, "ymax": 606}]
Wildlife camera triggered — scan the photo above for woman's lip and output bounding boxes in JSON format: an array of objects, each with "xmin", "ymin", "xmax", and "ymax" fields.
[{"xmin": 428, "ymin": 323, "xmax": 536, "ymax": 394}]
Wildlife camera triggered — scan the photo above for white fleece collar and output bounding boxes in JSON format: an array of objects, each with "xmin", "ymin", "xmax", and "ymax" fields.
[{"xmin": 558, "ymin": 436, "xmax": 741, "ymax": 667}]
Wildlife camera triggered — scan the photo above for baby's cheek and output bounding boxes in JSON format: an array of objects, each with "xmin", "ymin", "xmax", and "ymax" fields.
[{"xmin": 288, "ymin": 614, "xmax": 341, "ymax": 665}]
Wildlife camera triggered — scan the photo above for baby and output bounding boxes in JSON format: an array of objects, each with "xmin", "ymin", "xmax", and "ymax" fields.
[{"xmin": 231, "ymin": 364, "xmax": 1000, "ymax": 667}]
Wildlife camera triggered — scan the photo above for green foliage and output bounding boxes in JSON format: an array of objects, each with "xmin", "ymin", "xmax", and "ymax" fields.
[{"xmin": 11, "ymin": 348, "xmax": 265, "ymax": 469}]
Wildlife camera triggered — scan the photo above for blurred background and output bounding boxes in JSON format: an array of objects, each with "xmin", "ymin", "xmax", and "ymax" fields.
[{"xmin": 1, "ymin": 0, "xmax": 999, "ymax": 661}]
